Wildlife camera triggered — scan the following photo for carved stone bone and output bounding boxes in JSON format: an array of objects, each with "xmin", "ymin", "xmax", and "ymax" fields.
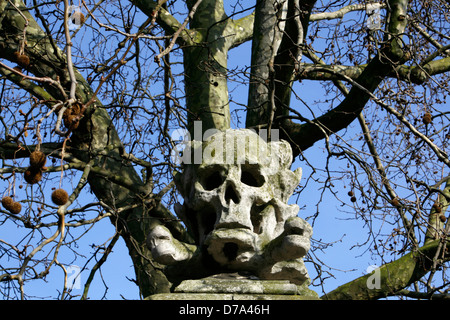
[{"xmin": 147, "ymin": 129, "xmax": 312, "ymax": 285}]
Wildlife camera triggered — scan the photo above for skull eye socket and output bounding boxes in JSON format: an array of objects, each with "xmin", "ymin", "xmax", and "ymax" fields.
[
  {"xmin": 199, "ymin": 165, "xmax": 226, "ymax": 190},
  {"xmin": 240, "ymin": 164, "xmax": 265, "ymax": 187}
]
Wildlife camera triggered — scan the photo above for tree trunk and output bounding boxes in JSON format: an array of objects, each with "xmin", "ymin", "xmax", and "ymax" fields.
[{"xmin": 183, "ymin": 0, "xmax": 234, "ymax": 135}]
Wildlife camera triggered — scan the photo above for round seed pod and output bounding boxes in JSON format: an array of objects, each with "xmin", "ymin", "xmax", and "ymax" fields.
[
  {"xmin": 63, "ymin": 103, "xmax": 82, "ymax": 130},
  {"xmin": 9, "ymin": 201, "xmax": 22, "ymax": 214},
  {"xmin": 16, "ymin": 54, "xmax": 30, "ymax": 68},
  {"xmin": 51, "ymin": 189, "xmax": 69, "ymax": 206},
  {"xmin": 350, "ymin": 196, "xmax": 357, "ymax": 203},
  {"xmin": 422, "ymin": 112, "xmax": 432, "ymax": 125},
  {"xmin": 24, "ymin": 167, "xmax": 42, "ymax": 184},
  {"xmin": 29, "ymin": 150, "xmax": 47, "ymax": 168},
  {"xmin": 432, "ymin": 202, "xmax": 442, "ymax": 213},
  {"xmin": 1, "ymin": 196, "xmax": 14, "ymax": 211},
  {"xmin": 71, "ymin": 11, "xmax": 86, "ymax": 25},
  {"xmin": 64, "ymin": 114, "xmax": 80, "ymax": 130},
  {"xmin": 439, "ymin": 215, "xmax": 447, "ymax": 223}
]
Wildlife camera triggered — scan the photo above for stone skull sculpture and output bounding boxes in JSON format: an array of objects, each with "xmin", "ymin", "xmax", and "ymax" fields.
[{"xmin": 147, "ymin": 129, "xmax": 312, "ymax": 285}]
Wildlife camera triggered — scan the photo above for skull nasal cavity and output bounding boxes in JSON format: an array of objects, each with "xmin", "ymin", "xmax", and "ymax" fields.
[{"xmin": 225, "ymin": 185, "xmax": 240, "ymax": 203}]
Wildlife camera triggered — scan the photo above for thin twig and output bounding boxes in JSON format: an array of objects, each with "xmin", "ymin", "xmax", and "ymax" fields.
[
  {"xmin": 63, "ymin": 0, "xmax": 78, "ymax": 102},
  {"xmin": 154, "ymin": 0, "xmax": 203, "ymax": 63}
]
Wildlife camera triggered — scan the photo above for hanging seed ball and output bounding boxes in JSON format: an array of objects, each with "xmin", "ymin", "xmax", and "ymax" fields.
[
  {"xmin": 9, "ymin": 201, "xmax": 22, "ymax": 215},
  {"xmin": 350, "ymin": 196, "xmax": 357, "ymax": 202},
  {"xmin": 432, "ymin": 202, "xmax": 442, "ymax": 213},
  {"xmin": 348, "ymin": 191, "xmax": 354, "ymax": 197},
  {"xmin": 1, "ymin": 196, "xmax": 14, "ymax": 211},
  {"xmin": 29, "ymin": 150, "xmax": 46, "ymax": 168},
  {"xmin": 63, "ymin": 103, "xmax": 82, "ymax": 130},
  {"xmin": 439, "ymin": 215, "xmax": 447, "ymax": 223},
  {"xmin": 16, "ymin": 54, "xmax": 30, "ymax": 68},
  {"xmin": 65, "ymin": 114, "xmax": 80, "ymax": 130},
  {"xmin": 71, "ymin": 11, "xmax": 86, "ymax": 25},
  {"xmin": 422, "ymin": 112, "xmax": 432, "ymax": 125},
  {"xmin": 24, "ymin": 167, "xmax": 43, "ymax": 184},
  {"xmin": 51, "ymin": 188, "xmax": 69, "ymax": 206}
]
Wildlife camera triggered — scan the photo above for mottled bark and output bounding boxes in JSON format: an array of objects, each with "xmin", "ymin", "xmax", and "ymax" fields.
[
  {"xmin": 246, "ymin": 0, "xmax": 316, "ymax": 129},
  {"xmin": 182, "ymin": 0, "xmax": 236, "ymax": 135},
  {"xmin": 322, "ymin": 240, "xmax": 449, "ymax": 300},
  {"xmin": 299, "ymin": 56, "xmax": 450, "ymax": 85},
  {"xmin": 136, "ymin": 0, "xmax": 254, "ymax": 136},
  {"xmin": 245, "ymin": 0, "xmax": 279, "ymax": 127},
  {"xmin": 425, "ymin": 180, "xmax": 450, "ymax": 245}
]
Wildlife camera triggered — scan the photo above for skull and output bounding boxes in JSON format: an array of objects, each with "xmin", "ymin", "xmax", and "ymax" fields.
[{"xmin": 173, "ymin": 129, "xmax": 311, "ymax": 283}]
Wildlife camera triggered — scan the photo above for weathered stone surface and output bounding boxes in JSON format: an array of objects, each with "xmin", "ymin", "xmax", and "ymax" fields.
[
  {"xmin": 175, "ymin": 279, "xmax": 298, "ymax": 295},
  {"xmin": 146, "ymin": 129, "xmax": 313, "ymax": 287},
  {"xmin": 147, "ymin": 293, "xmax": 318, "ymax": 300},
  {"xmin": 147, "ymin": 276, "xmax": 319, "ymax": 300}
]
